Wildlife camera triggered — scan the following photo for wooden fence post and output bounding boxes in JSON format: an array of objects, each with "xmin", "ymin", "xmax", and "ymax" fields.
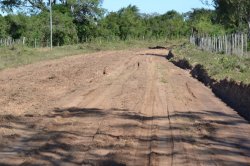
[{"xmin": 190, "ymin": 32, "xmax": 248, "ymax": 56}]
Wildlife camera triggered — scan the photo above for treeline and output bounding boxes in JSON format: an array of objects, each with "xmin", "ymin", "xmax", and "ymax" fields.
[{"xmin": 0, "ymin": 0, "xmax": 249, "ymax": 46}]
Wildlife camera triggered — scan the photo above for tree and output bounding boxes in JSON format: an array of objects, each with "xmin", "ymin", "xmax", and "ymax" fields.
[
  {"xmin": 186, "ymin": 8, "xmax": 225, "ymax": 35},
  {"xmin": 4, "ymin": 14, "xmax": 29, "ymax": 39},
  {"xmin": 0, "ymin": 15, "xmax": 8, "ymax": 38},
  {"xmin": 143, "ymin": 10, "xmax": 188, "ymax": 39},
  {"xmin": 97, "ymin": 12, "xmax": 120, "ymax": 39},
  {"xmin": 71, "ymin": 0, "xmax": 104, "ymax": 42},
  {"xmin": 0, "ymin": 0, "xmax": 104, "ymax": 43},
  {"xmin": 22, "ymin": 10, "xmax": 78, "ymax": 46},
  {"xmin": 201, "ymin": 0, "xmax": 250, "ymax": 32},
  {"xmin": 215, "ymin": 0, "xmax": 250, "ymax": 31},
  {"xmin": 0, "ymin": 0, "xmax": 103, "ymax": 19},
  {"xmin": 162, "ymin": 10, "xmax": 188, "ymax": 38},
  {"xmin": 117, "ymin": 5, "xmax": 143, "ymax": 40},
  {"xmin": 98, "ymin": 5, "xmax": 145, "ymax": 40},
  {"xmin": 200, "ymin": 0, "xmax": 250, "ymax": 33},
  {"xmin": 0, "ymin": 0, "xmax": 47, "ymax": 13}
]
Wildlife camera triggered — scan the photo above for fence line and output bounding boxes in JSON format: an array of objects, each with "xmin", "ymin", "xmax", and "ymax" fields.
[
  {"xmin": 0, "ymin": 38, "xmax": 23, "ymax": 46},
  {"xmin": 0, "ymin": 37, "xmax": 30, "ymax": 47},
  {"xmin": 190, "ymin": 33, "xmax": 248, "ymax": 56},
  {"xmin": 0, "ymin": 37, "xmax": 51, "ymax": 48}
]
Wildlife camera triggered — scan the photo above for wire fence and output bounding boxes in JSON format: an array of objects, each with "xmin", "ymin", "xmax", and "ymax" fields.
[
  {"xmin": 0, "ymin": 36, "xmax": 154, "ymax": 48},
  {"xmin": 0, "ymin": 38, "xmax": 24, "ymax": 46},
  {"xmin": 0, "ymin": 36, "xmax": 126, "ymax": 48},
  {"xmin": 190, "ymin": 33, "xmax": 248, "ymax": 56},
  {"xmin": 0, "ymin": 37, "xmax": 53, "ymax": 48}
]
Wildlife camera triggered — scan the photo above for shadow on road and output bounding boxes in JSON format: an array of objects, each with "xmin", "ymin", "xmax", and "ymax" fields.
[
  {"xmin": 140, "ymin": 53, "xmax": 167, "ymax": 58},
  {"xmin": 0, "ymin": 108, "xmax": 250, "ymax": 165}
]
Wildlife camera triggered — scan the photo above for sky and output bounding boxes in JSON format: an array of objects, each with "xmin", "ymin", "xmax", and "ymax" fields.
[{"xmin": 102, "ymin": 0, "xmax": 214, "ymax": 14}]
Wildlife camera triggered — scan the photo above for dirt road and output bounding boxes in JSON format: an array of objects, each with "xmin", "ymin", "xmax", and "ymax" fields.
[{"xmin": 0, "ymin": 49, "xmax": 250, "ymax": 166}]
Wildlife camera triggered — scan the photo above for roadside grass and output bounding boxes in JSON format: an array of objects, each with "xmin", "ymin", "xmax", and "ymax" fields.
[
  {"xmin": 172, "ymin": 42, "xmax": 250, "ymax": 84},
  {"xmin": 0, "ymin": 39, "xmax": 166, "ymax": 70}
]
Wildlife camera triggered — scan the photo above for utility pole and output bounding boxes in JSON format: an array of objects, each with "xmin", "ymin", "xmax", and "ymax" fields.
[{"xmin": 50, "ymin": 0, "xmax": 53, "ymax": 50}]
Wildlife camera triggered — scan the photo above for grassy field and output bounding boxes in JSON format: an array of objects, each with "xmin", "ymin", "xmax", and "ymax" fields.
[
  {"xmin": 0, "ymin": 39, "xmax": 166, "ymax": 70},
  {"xmin": 171, "ymin": 42, "xmax": 250, "ymax": 84}
]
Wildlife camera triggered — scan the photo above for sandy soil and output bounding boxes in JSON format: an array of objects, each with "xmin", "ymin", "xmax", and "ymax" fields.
[{"xmin": 0, "ymin": 49, "xmax": 250, "ymax": 166}]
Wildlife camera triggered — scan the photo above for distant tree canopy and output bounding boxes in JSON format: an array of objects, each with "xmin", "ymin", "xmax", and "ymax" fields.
[
  {"xmin": 201, "ymin": 0, "xmax": 250, "ymax": 32},
  {"xmin": 214, "ymin": 0, "xmax": 250, "ymax": 32},
  {"xmin": 0, "ymin": 15, "xmax": 8, "ymax": 38},
  {"xmin": 97, "ymin": 7, "xmax": 188, "ymax": 40},
  {"xmin": 0, "ymin": 0, "xmax": 104, "ymax": 44},
  {"xmin": 0, "ymin": 0, "xmax": 103, "ymax": 14},
  {"xmin": 185, "ymin": 8, "xmax": 225, "ymax": 35},
  {"xmin": 0, "ymin": 1, "xmax": 249, "ymax": 46}
]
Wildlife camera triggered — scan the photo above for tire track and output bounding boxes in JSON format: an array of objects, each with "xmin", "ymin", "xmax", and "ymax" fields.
[
  {"xmin": 164, "ymin": 62, "xmax": 217, "ymax": 166},
  {"xmin": 76, "ymin": 55, "xmax": 144, "ymax": 164}
]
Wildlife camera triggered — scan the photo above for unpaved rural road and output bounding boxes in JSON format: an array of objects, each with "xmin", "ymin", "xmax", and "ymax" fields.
[{"xmin": 0, "ymin": 49, "xmax": 250, "ymax": 166}]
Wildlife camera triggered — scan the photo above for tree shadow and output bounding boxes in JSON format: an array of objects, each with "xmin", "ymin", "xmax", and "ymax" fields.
[
  {"xmin": 140, "ymin": 53, "xmax": 167, "ymax": 58},
  {"xmin": 148, "ymin": 46, "xmax": 168, "ymax": 50},
  {"xmin": 0, "ymin": 108, "xmax": 250, "ymax": 165}
]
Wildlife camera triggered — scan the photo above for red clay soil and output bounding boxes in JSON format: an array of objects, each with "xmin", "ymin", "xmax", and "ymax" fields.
[{"xmin": 0, "ymin": 49, "xmax": 250, "ymax": 166}]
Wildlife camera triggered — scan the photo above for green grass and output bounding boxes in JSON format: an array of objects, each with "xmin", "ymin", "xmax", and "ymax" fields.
[
  {"xmin": 0, "ymin": 39, "xmax": 166, "ymax": 70},
  {"xmin": 172, "ymin": 42, "xmax": 250, "ymax": 84}
]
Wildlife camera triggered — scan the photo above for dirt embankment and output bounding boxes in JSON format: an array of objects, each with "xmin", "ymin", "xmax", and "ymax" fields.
[{"xmin": 167, "ymin": 51, "xmax": 250, "ymax": 121}]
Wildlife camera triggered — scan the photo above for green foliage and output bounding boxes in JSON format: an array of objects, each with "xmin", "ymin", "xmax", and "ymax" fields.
[
  {"xmin": 162, "ymin": 10, "xmax": 188, "ymax": 38},
  {"xmin": 98, "ymin": 7, "xmax": 188, "ymax": 41},
  {"xmin": 212, "ymin": 0, "xmax": 250, "ymax": 32},
  {"xmin": 3, "ymin": 11, "xmax": 78, "ymax": 46},
  {"xmin": 0, "ymin": 1, "xmax": 249, "ymax": 46},
  {"xmin": 144, "ymin": 10, "xmax": 188, "ymax": 39},
  {"xmin": 186, "ymin": 8, "xmax": 225, "ymax": 35},
  {"xmin": 97, "ymin": 12, "xmax": 120, "ymax": 38},
  {"xmin": 0, "ymin": 15, "xmax": 8, "ymax": 38},
  {"xmin": 52, "ymin": 11, "xmax": 78, "ymax": 45},
  {"xmin": 0, "ymin": 0, "xmax": 104, "ymax": 44},
  {"xmin": 4, "ymin": 14, "xmax": 28, "ymax": 39},
  {"xmin": 117, "ymin": 5, "xmax": 143, "ymax": 40},
  {"xmin": 97, "ymin": 5, "xmax": 145, "ymax": 40}
]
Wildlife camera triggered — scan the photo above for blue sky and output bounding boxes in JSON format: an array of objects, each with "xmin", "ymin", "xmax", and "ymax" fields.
[{"xmin": 102, "ymin": 0, "xmax": 214, "ymax": 14}]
